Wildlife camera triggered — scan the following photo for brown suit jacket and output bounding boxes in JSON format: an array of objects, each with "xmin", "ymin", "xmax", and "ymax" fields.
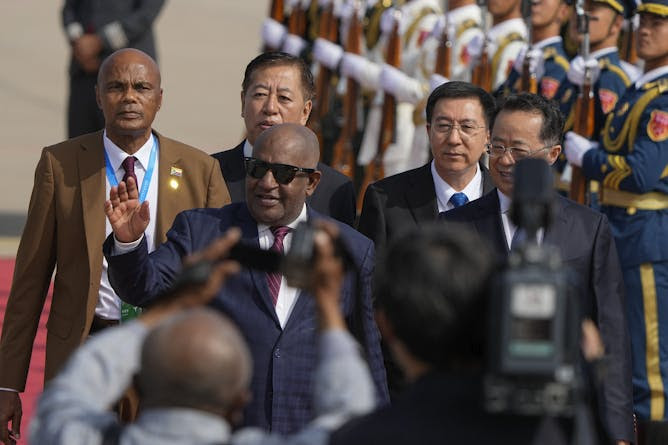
[{"xmin": 0, "ymin": 130, "xmax": 229, "ymax": 390}]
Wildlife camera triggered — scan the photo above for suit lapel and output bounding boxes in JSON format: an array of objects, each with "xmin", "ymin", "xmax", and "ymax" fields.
[
  {"xmin": 473, "ymin": 192, "xmax": 509, "ymax": 258},
  {"xmin": 406, "ymin": 164, "xmax": 439, "ymax": 224},
  {"xmin": 543, "ymin": 196, "xmax": 570, "ymax": 251},
  {"xmin": 235, "ymin": 205, "xmax": 282, "ymax": 328},
  {"xmin": 155, "ymin": 131, "xmax": 182, "ymax": 244},
  {"xmin": 78, "ymin": 132, "xmax": 106, "ymax": 298}
]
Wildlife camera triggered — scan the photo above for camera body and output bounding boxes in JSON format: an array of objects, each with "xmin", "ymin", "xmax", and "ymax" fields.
[
  {"xmin": 484, "ymin": 159, "xmax": 580, "ymax": 418},
  {"xmin": 169, "ymin": 221, "xmax": 323, "ymax": 293}
]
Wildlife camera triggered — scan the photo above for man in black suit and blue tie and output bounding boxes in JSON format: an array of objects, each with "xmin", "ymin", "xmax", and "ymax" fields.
[
  {"xmin": 212, "ymin": 52, "xmax": 356, "ymax": 227},
  {"xmin": 442, "ymin": 93, "xmax": 634, "ymax": 444},
  {"xmin": 357, "ymin": 81, "xmax": 497, "ymax": 254}
]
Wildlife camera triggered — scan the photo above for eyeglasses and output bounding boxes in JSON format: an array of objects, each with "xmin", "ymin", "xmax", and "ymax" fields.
[
  {"xmin": 244, "ymin": 157, "xmax": 315, "ymax": 185},
  {"xmin": 486, "ymin": 144, "xmax": 552, "ymax": 161},
  {"xmin": 431, "ymin": 122, "xmax": 486, "ymax": 138}
]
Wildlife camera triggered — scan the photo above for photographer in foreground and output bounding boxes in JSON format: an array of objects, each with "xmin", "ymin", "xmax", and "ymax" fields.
[{"xmin": 30, "ymin": 224, "xmax": 376, "ymax": 445}]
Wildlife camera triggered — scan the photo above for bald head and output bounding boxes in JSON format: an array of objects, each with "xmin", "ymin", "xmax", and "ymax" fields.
[
  {"xmin": 246, "ymin": 123, "xmax": 322, "ymax": 226},
  {"xmin": 253, "ymin": 123, "xmax": 320, "ymax": 169},
  {"xmin": 97, "ymin": 48, "xmax": 161, "ymax": 87},
  {"xmin": 138, "ymin": 308, "xmax": 252, "ymax": 416}
]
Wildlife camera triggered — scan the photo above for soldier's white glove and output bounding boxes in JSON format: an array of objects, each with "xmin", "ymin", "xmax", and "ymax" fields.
[
  {"xmin": 282, "ymin": 33, "xmax": 308, "ymax": 57},
  {"xmin": 313, "ymin": 38, "xmax": 344, "ymax": 70},
  {"xmin": 466, "ymin": 34, "xmax": 496, "ymax": 62},
  {"xmin": 429, "ymin": 73, "xmax": 449, "ymax": 92},
  {"xmin": 380, "ymin": 7, "xmax": 404, "ymax": 35},
  {"xmin": 567, "ymin": 55, "xmax": 601, "ymax": 87},
  {"xmin": 261, "ymin": 18, "xmax": 288, "ymax": 50},
  {"xmin": 380, "ymin": 64, "xmax": 424, "ymax": 104},
  {"xmin": 564, "ymin": 131, "xmax": 598, "ymax": 167},
  {"xmin": 513, "ymin": 45, "xmax": 545, "ymax": 80},
  {"xmin": 341, "ymin": 52, "xmax": 382, "ymax": 90},
  {"xmin": 467, "ymin": 33, "xmax": 484, "ymax": 60}
]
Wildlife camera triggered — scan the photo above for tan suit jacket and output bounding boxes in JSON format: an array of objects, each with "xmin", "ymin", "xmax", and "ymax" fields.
[{"xmin": 0, "ymin": 130, "xmax": 230, "ymax": 390}]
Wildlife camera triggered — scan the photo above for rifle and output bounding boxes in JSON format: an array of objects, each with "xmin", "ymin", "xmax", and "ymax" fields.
[
  {"xmin": 309, "ymin": 1, "xmax": 338, "ymax": 158},
  {"xmin": 520, "ymin": 0, "xmax": 538, "ymax": 93},
  {"xmin": 569, "ymin": 0, "xmax": 594, "ymax": 205},
  {"xmin": 287, "ymin": 0, "xmax": 307, "ymax": 38},
  {"xmin": 471, "ymin": 0, "xmax": 492, "ymax": 91},
  {"xmin": 620, "ymin": 16, "xmax": 638, "ymax": 64},
  {"xmin": 357, "ymin": 11, "xmax": 401, "ymax": 213},
  {"xmin": 331, "ymin": 1, "xmax": 363, "ymax": 179},
  {"xmin": 434, "ymin": 1, "xmax": 452, "ymax": 79},
  {"xmin": 264, "ymin": 0, "xmax": 286, "ymax": 51}
]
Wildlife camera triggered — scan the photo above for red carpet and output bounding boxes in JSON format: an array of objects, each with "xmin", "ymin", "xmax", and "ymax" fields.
[{"xmin": 0, "ymin": 258, "xmax": 50, "ymax": 445}]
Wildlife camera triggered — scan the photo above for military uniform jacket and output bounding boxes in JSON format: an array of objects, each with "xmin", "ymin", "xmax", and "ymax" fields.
[
  {"xmin": 498, "ymin": 36, "xmax": 570, "ymax": 99},
  {"xmin": 560, "ymin": 48, "xmax": 633, "ymax": 137},
  {"xmin": 487, "ymin": 18, "xmax": 528, "ymax": 91},
  {"xmin": 582, "ymin": 67, "xmax": 668, "ymax": 267}
]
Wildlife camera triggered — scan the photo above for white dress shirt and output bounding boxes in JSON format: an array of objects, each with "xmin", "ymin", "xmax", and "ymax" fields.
[
  {"xmin": 98, "ymin": 131, "xmax": 159, "ymax": 320},
  {"xmin": 257, "ymin": 205, "xmax": 308, "ymax": 328},
  {"xmin": 498, "ymin": 190, "xmax": 543, "ymax": 250},
  {"xmin": 431, "ymin": 161, "xmax": 483, "ymax": 212}
]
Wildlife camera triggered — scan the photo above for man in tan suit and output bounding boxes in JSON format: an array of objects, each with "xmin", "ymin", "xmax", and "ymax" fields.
[{"xmin": 0, "ymin": 48, "xmax": 229, "ymax": 443}]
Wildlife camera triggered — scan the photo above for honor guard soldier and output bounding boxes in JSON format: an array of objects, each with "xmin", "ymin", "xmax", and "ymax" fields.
[
  {"xmin": 560, "ymin": 0, "xmax": 639, "ymax": 136},
  {"xmin": 343, "ymin": 0, "xmax": 442, "ymax": 176},
  {"xmin": 555, "ymin": 0, "xmax": 638, "ymax": 195},
  {"xmin": 497, "ymin": 0, "xmax": 571, "ymax": 98},
  {"xmin": 467, "ymin": 0, "xmax": 528, "ymax": 91},
  {"xmin": 563, "ymin": 0, "xmax": 668, "ymax": 430}
]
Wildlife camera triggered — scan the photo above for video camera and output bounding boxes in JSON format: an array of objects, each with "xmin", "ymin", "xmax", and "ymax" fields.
[{"xmin": 484, "ymin": 158, "xmax": 580, "ymax": 418}]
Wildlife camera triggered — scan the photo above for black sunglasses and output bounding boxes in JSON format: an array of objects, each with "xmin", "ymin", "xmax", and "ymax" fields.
[{"xmin": 244, "ymin": 157, "xmax": 316, "ymax": 185}]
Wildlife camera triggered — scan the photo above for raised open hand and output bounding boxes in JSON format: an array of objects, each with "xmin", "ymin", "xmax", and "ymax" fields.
[{"xmin": 104, "ymin": 177, "xmax": 150, "ymax": 243}]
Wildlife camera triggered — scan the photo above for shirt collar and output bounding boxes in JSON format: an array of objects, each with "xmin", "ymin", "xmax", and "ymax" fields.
[
  {"xmin": 243, "ymin": 139, "xmax": 253, "ymax": 158},
  {"xmin": 103, "ymin": 130, "xmax": 156, "ymax": 172},
  {"xmin": 635, "ymin": 65, "xmax": 668, "ymax": 89},
  {"xmin": 431, "ymin": 161, "xmax": 482, "ymax": 210},
  {"xmin": 590, "ymin": 46, "xmax": 618, "ymax": 59},
  {"xmin": 497, "ymin": 189, "xmax": 512, "ymax": 214},
  {"xmin": 135, "ymin": 407, "xmax": 230, "ymax": 442},
  {"xmin": 533, "ymin": 35, "xmax": 562, "ymax": 50},
  {"xmin": 257, "ymin": 203, "xmax": 308, "ymax": 235},
  {"xmin": 489, "ymin": 18, "xmax": 527, "ymax": 42}
]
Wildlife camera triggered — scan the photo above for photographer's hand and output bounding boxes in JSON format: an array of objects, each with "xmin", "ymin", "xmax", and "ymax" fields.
[
  {"xmin": 309, "ymin": 221, "xmax": 346, "ymax": 332},
  {"xmin": 140, "ymin": 228, "xmax": 242, "ymax": 328}
]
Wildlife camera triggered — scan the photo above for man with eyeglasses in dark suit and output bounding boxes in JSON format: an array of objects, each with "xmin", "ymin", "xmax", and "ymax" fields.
[
  {"xmin": 102, "ymin": 122, "xmax": 389, "ymax": 435},
  {"xmin": 357, "ymin": 81, "xmax": 497, "ymax": 255},
  {"xmin": 442, "ymin": 93, "xmax": 634, "ymax": 445}
]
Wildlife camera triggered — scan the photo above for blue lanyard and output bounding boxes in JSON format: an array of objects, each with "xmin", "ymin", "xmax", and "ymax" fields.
[{"xmin": 104, "ymin": 138, "xmax": 158, "ymax": 203}]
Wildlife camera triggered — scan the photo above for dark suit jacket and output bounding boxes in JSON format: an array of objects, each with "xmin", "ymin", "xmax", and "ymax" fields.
[
  {"xmin": 212, "ymin": 142, "xmax": 356, "ymax": 227},
  {"xmin": 357, "ymin": 162, "xmax": 495, "ymax": 253},
  {"xmin": 0, "ymin": 130, "xmax": 229, "ymax": 391},
  {"xmin": 442, "ymin": 190, "xmax": 634, "ymax": 442},
  {"xmin": 62, "ymin": 0, "xmax": 165, "ymax": 75},
  {"xmin": 104, "ymin": 203, "xmax": 389, "ymax": 434},
  {"xmin": 330, "ymin": 371, "xmax": 572, "ymax": 445}
]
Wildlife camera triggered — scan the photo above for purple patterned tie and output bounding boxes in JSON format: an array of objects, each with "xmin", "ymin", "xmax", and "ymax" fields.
[
  {"xmin": 121, "ymin": 156, "xmax": 138, "ymax": 186},
  {"xmin": 267, "ymin": 226, "xmax": 291, "ymax": 305}
]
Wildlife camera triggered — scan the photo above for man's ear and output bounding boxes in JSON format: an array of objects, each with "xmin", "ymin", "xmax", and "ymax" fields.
[
  {"xmin": 301, "ymin": 99, "xmax": 313, "ymax": 125},
  {"xmin": 95, "ymin": 85, "xmax": 102, "ymax": 110},
  {"xmin": 375, "ymin": 309, "xmax": 396, "ymax": 342},
  {"xmin": 305, "ymin": 170, "xmax": 321, "ymax": 196},
  {"xmin": 240, "ymin": 90, "xmax": 246, "ymax": 117},
  {"xmin": 547, "ymin": 144, "xmax": 562, "ymax": 165},
  {"xmin": 224, "ymin": 389, "xmax": 252, "ymax": 426}
]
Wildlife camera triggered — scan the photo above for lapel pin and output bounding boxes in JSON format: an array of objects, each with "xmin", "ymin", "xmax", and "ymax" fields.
[
  {"xmin": 169, "ymin": 178, "xmax": 179, "ymax": 190},
  {"xmin": 170, "ymin": 166, "xmax": 183, "ymax": 177}
]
